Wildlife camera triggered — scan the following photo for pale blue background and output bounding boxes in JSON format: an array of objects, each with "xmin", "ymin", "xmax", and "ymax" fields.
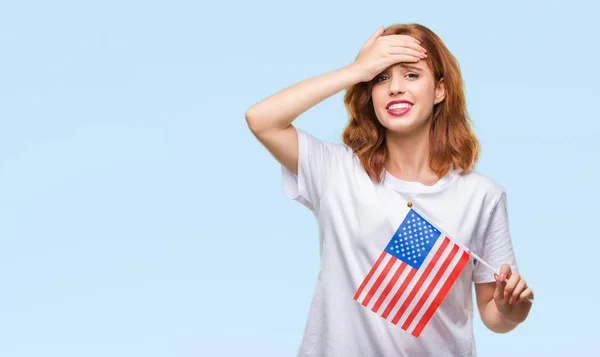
[{"xmin": 1, "ymin": 0, "xmax": 598, "ymax": 356}]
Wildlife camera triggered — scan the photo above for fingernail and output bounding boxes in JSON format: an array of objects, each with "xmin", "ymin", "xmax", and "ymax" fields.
[
  {"xmin": 504, "ymin": 291, "xmax": 509, "ymax": 298},
  {"xmin": 509, "ymin": 297, "xmax": 514, "ymax": 304}
]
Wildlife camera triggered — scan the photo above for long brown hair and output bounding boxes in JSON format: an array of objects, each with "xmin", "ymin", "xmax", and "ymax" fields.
[{"xmin": 342, "ymin": 23, "xmax": 479, "ymax": 183}]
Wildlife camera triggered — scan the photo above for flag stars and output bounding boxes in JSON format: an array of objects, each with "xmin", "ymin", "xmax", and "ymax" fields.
[{"xmin": 390, "ymin": 211, "xmax": 444, "ymax": 266}]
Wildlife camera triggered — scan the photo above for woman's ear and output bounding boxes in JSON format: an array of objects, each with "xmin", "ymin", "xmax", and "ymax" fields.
[{"xmin": 434, "ymin": 78, "xmax": 446, "ymax": 105}]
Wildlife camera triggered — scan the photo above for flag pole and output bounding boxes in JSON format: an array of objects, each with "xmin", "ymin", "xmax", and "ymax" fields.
[
  {"xmin": 470, "ymin": 252, "xmax": 534, "ymax": 304},
  {"xmin": 405, "ymin": 201, "xmax": 533, "ymax": 305}
]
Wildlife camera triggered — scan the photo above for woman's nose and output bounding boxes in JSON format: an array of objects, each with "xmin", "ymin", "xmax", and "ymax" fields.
[{"xmin": 388, "ymin": 76, "xmax": 406, "ymax": 96}]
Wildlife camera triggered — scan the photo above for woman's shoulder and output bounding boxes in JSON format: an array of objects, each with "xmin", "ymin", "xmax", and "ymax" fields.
[
  {"xmin": 455, "ymin": 168, "xmax": 506, "ymax": 199},
  {"xmin": 298, "ymin": 128, "xmax": 353, "ymax": 154}
]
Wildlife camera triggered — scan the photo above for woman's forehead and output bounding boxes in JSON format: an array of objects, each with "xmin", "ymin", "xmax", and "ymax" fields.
[{"xmin": 386, "ymin": 62, "xmax": 430, "ymax": 73}]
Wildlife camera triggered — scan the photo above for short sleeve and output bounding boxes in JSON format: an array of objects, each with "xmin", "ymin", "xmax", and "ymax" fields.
[
  {"xmin": 472, "ymin": 192, "xmax": 519, "ymax": 283},
  {"xmin": 281, "ymin": 127, "xmax": 345, "ymax": 214}
]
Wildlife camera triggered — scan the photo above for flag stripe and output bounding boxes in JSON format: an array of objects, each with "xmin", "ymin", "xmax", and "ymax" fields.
[
  {"xmin": 381, "ymin": 264, "xmax": 415, "ymax": 319},
  {"xmin": 401, "ymin": 244, "xmax": 459, "ymax": 330},
  {"xmin": 403, "ymin": 245, "xmax": 465, "ymax": 334},
  {"xmin": 411, "ymin": 250, "xmax": 471, "ymax": 337},
  {"xmin": 381, "ymin": 236, "xmax": 444, "ymax": 322},
  {"xmin": 392, "ymin": 237, "xmax": 455, "ymax": 327},
  {"xmin": 374, "ymin": 262, "xmax": 413, "ymax": 314},
  {"xmin": 362, "ymin": 255, "xmax": 397, "ymax": 306},
  {"xmin": 391, "ymin": 237, "xmax": 451, "ymax": 324},
  {"xmin": 372, "ymin": 263, "xmax": 408, "ymax": 313},
  {"xmin": 354, "ymin": 251, "xmax": 387, "ymax": 301}
]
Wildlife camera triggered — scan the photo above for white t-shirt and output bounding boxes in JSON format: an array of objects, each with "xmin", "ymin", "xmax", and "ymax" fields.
[{"xmin": 281, "ymin": 128, "xmax": 518, "ymax": 357}]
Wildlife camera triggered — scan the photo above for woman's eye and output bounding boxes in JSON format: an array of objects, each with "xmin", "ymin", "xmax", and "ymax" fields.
[
  {"xmin": 406, "ymin": 73, "xmax": 419, "ymax": 79},
  {"xmin": 374, "ymin": 75, "xmax": 388, "ymax": 83}
]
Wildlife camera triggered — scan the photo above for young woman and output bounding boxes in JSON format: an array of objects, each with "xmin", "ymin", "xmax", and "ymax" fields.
[{"xmin": 245, "ymin": 23, "xmax": 533, "ymax": 357}]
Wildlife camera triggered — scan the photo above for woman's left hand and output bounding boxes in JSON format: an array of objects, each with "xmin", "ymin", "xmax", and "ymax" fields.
[{"xmin": 493, "ymin": 264, "xmax": 534, "ymax": 323}]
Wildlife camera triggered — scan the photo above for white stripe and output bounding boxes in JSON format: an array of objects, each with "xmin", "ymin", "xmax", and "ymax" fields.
[
  {"xmin": 383, "ymin": 236, "xmax": 446, "ymax": 322},
  {"xmin": 406, "ymin": 245, "xmax": 464, "ymax": 333},
  {"xmin": 364, "ymin": 258, "xmax": 404, "ymax": 310},
  {"xmin": 394, "ymin": 239, "xmax": 455, "ymax": 327},
  {"xmin": 373, "ymin": 262, "xmax": 411, "ymax": 314},
  {"xmin": 356, "ymin": 253, "xmax": 395, "ymax": 303}
]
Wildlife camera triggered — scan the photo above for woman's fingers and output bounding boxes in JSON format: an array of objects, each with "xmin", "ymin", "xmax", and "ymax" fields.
[
  {"xmin": 493, "ymin": 273, "xmax": 505, "ymax": 301},
  {"xmin": 509, "ymin": 279, "xmax": 527, "ymax": 305},
  {"xmin": 504, "ymin": 272, "xmax": 520, "ymax": 300},
  {"xmin": 388, "ymin": 46, "xmax": 428, "ymax": 58},
  {"xmin": 383, "ymin": 35, "xmax": 427, "ymax": 53},
  {"xmin": 517, "ymin": 288, "xmax": 534, "ymax": 304}
]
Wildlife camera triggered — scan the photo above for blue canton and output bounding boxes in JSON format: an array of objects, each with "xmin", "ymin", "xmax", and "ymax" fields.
[{"xmin": 385, "ymin": 209, "xmax": 442, "ymax": 269}]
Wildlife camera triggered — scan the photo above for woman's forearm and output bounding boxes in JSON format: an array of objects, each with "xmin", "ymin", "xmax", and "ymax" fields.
[{"xmin": 245, "ymin": 64, "xmax": 364, "ymax": 134}]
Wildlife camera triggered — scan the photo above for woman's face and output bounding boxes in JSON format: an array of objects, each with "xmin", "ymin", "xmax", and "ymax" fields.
[{"xmin": 370, "ymin": 60, "xmax": 445, "ymax": 135}]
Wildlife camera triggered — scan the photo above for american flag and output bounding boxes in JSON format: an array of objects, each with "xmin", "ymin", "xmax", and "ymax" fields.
[{"xmin": 353, "ymin": 209, "xmax": 471, "ymax": 337}]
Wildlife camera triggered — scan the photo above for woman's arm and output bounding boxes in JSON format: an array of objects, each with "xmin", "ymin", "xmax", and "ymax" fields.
[
  {"xmin": 245, "ymin": 64, "xmax": 364, "ymax": 175},
  {"xmin": 244, "ymin": 27, "xmax": 426, "ymax": 175}
]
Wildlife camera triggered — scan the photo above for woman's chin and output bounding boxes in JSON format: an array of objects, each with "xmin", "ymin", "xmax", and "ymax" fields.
[{"xmin": 381, "ymin": 118, "xmax": 431, "ymax": 137}]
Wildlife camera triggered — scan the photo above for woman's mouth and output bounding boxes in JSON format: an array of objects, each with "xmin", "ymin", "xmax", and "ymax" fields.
[{"xmin": 386, "ymin": 103, "xmax": 413, "ymax": 116}]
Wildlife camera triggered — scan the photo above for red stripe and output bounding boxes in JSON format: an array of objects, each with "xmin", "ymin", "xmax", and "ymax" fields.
[
  {"xmin": 401, "ymin": 244, "xmax": 459, "ymax": 330},
  {"xmin": 391, "ymin": 237, "xmax": 451, "ymax": 324},
  {"xmin": 411, "ymin": 250, "xmax": 470, "ymax": 337},
  {"xmin": 372, "ymin": 263, "xmax": 407, "ymax": 313},
  {"xmin": 354, "ymin": 251, "xmax": 387, "ymax": 301},
  {"xmin": 381, "ymin": 264, "xmax": 415, "ymax": 319},
  {"xmin": 362, "ymin": 255, "xmax": 396, "ymax": 306}
]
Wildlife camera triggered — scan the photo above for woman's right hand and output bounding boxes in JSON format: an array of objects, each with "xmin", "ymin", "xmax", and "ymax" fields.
[{"xmin": 351, "ymin": 26, "xmax": 428, "ymax": 83}]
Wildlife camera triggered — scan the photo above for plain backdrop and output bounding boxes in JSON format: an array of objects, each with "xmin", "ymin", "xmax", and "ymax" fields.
[{"xmin": 1, "ymin": 1, "xmax": 598, "ymax": 356}]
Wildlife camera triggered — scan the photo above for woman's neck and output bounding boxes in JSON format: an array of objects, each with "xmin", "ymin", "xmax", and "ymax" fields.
[{"xmin": 384, "ymin": 127, "xmax": 440, "ymax": 186}]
